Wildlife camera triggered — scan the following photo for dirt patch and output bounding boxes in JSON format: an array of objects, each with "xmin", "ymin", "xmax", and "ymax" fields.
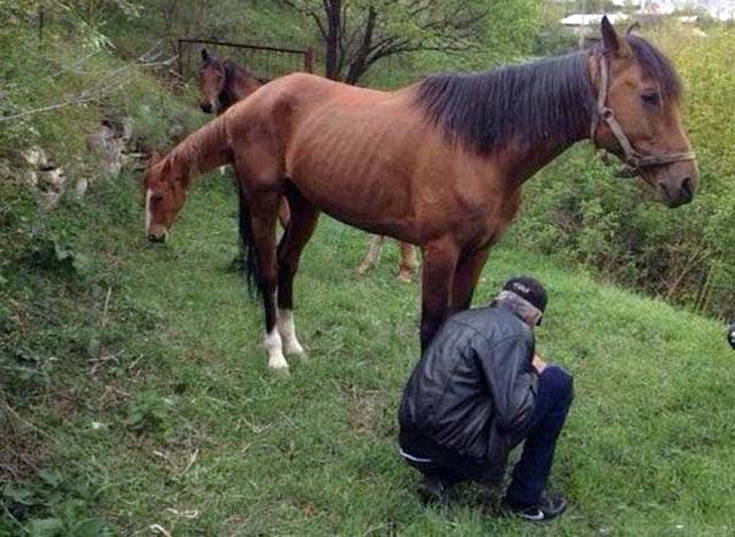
[
  {"xmin": 341, "ymin": 384, "xmax": 381, "ymax": 433},
  {"xmin": 0, "ymin": 397, "xmax": 50, "ymax": 481}
]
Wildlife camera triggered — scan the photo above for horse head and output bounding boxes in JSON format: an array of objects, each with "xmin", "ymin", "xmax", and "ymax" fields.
[
  {"xmin": 142, "ymin": 151, "xmax": 188, "ymax": 243},
  {"xmin": 198, "ymin": 48, "xmax": 226, "ymax": 114},
  {"xmin": 592, "ymin": 16, "xmax": 698, "ymax": 207}
]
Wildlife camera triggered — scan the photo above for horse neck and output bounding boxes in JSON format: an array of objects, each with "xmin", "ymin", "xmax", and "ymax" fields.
[
  {"xmin": 506, "ymin": 53, "xmax": 595, "ymax": 183},
  {"xmin": 167, "ymin": 116, "xmax": 231, "ymax": 189},
  {"xmin": 225, "ymin": 63, "xmax": 262, "ymax": 102},
  {"xmin": 417, "ymin": 50, "xmax": 596, "ymax": 186},
  {"xmin": 504, "ymin": 129, "xmax": 590, "ymax": 186}
]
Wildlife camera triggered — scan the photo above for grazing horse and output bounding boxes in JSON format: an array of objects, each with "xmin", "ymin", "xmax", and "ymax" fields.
[
  {"xmin": 199, "ymin": 48, "xmax": 419, "ymax": 282},
  {"xmin": 144, "ymin": 19, "xmax": 697, "ymax": 373}
]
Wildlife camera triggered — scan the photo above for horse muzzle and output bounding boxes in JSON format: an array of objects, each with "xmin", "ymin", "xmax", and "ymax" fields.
[
  {"xmin": 199, "ymin": 102, "xmax": 214, "ymax": 114},
  {"xmin": 148, "ymin": 233, "xmax": 166, "ymax": 243},
  {"xmin": 654, "ymin": 160, "xmax": 699, "ymax": 208},
  {"xmin": 147, "ymin": 225, "xmax": 168, "ymax": 243}
]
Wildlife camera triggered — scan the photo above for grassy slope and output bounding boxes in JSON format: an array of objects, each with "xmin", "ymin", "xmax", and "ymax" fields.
[{"xmin": 3, "ymin": 172, "xmax": 734, "ymax": 536}]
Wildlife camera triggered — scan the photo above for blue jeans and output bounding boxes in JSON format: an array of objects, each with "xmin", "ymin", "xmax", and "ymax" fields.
[{"xmin": 505, "ymin": 365, "xmax": 574, "ymax": 506}]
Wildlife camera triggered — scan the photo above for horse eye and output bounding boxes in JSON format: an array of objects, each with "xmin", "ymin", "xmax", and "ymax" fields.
[
  {"xmin": 641, "ymin": 92, "xmax": 659, "ymax": 106},
  {"xmin": 151, "ymin": 193, "xmax": 164, "ymax": 203}
]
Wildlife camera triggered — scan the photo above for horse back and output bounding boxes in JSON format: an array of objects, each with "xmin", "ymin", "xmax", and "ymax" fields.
[
  {"xmin": 222, "ymin": 73, "xmax": 396, "ymax": 176},
  {"xmin": 222, "ymin": 73, "xmax": 519, "ymax": 246}
]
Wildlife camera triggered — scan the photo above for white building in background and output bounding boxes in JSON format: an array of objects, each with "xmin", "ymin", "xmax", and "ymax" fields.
[
  {"xmin": 638, "ymin": 1, "xmax": 677, "ymax": 14},
  {"xmin": 610, "ymin": 0, "xmax": 643, "ymax": 6},
  {"xmin": 560, "ymin": 12, "xmax": 630, "ymax": 26},
  {"xmin": 553, "ymin": 0, "xmax": 734, "ymax": 21}
]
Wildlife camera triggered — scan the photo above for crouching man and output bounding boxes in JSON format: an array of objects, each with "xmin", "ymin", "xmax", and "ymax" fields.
[{"xmin": 398, "ymin": 277, "xmax": 573, "ymax": 522}]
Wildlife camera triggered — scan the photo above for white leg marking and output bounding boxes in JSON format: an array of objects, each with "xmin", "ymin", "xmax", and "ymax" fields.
[
  {"xmin": 277, "ymin": 309, "xmax": 305, "ymax": 356},
  {"xmin": 264, "ymin": 329, "xmax": 289, "ymax": 372},
  {"xmin": 145, "ymin": 188, "xmax": 152, "ymax": 235}
]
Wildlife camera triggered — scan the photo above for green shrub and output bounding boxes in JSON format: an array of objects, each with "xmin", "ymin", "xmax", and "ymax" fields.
[{"xmin": 1, "ymin": 468, "xmax": 111, "ymax": 537}]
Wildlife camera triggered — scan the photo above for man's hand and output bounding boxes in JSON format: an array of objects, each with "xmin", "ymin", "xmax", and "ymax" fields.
[{"xmin": 532, "ymin": 354, "xmax": 547, "ymax": 374}]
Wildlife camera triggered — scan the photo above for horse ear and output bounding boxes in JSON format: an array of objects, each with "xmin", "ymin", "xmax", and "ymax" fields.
[
  {"xmin": 626, "ymin": 22, "xmax": 640, "ymax": 36},
  {"xmin": 601, "ymin": 15, "xmax": 632, "ymax": 58},
  {"xmin": 601, "ymin": 16, "xmax": 620, "ymax": 53}
]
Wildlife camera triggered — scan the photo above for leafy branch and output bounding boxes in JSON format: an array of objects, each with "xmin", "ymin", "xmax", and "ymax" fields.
[{"xmin": 0, "ymin": 45, "xmax": 174, "ymax": 124}]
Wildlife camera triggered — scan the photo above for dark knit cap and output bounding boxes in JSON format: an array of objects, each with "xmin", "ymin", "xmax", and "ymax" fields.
[{"xmin": 502, "ymin": 276, "xmax": 548, "ymax": 313}]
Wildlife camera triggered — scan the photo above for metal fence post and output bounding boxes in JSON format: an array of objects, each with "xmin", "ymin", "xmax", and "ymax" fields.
[
  {"xmin": 177, "ymin": 39, "xmax": 184, "ymax": 81},
  {"xmin": 305, "ymin": 47, "xmax": 315, "ymax": 73}
]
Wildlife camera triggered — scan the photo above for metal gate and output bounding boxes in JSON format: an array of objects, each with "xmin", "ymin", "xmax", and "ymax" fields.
[{"xmin": 177, "ymin": 38, "xmax": 314, "ymax": 82}]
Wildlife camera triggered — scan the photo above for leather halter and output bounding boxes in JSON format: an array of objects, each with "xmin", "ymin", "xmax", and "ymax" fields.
[{"xmin": 591, "ymin": 52, "xmax": 695, "ymax": 176}]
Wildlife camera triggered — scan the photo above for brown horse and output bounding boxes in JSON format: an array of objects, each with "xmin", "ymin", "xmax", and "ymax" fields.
[
  {"xmin": 198, "ymin": 48, "xmax": 265, "ymax": 115},
  {"xmin": 144, "ymin": 18, "xmax": 697, "ymax": 373},
  {"xmin": 199, "ymin": 48, "xmax": 419, "ymax": 282}
]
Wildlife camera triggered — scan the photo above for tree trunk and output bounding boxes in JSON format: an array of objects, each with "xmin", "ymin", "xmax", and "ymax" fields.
[
  {"xmin": 345, "ymin": 6, "xmax": 376, "ymax": 85},
  {"xmin": 324, "ymin": 0, "xmax": 342, "ymax": 80}
]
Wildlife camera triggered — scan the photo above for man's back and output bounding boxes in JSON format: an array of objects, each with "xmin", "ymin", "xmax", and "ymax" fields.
[{"xmin": 399, "ymin": 306, "xmax": 537, "ymax": 464}]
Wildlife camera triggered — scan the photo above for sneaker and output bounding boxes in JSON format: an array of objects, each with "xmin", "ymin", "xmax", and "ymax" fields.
[
  {"xmin": 503, "ymin": 492, "xmax": 567, "ymax": 522},
  {"xmin": 416, "ymin": 476, "xmax": 450, "ymax": 506}
]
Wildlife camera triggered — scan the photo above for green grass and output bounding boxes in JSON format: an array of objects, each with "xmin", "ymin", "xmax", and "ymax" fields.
[{"xmin": 2, "ymin": 174, "xmax": 735, "ymax": 536}]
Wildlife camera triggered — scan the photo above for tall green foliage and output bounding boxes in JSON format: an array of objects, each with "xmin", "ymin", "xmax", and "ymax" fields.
[
  {"xmin": 0, "ymin": 12, "xmax": 204, "ymax": 291},
  {"xmin": 0, "ymin": 0, "xmax": 142, "ymax": 49}
]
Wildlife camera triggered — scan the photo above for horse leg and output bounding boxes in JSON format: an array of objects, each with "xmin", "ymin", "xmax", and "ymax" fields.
[
  {"xmin": 396, "ymin": 241, "xmax": 419, "ymax": 283},
  {"xmin": 277, "ymin": 195, "xmax": 291, "ymax": 229},
  {"xmin": 245, "ymin": 188, "xmax": 288, "ymax": 373},
  {"xmin": 450, "ymin": 247, "xmax": 491, "ymax": 313},
  {"xmin": 419, "ymin": 238, "xmax": 460, "ymax": 352},
  {"xmin": 357, "ymin": 234, "xmax": 385, "ymax": 275},
  {"xmin": 276, "ymin": 183, "xmax": 319, "ymax": 358}
]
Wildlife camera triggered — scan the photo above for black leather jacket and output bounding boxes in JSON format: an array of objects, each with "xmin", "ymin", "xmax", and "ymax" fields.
[{"xmin": 398, "ymin": 305, "xmax": 538, "ymax": 481}]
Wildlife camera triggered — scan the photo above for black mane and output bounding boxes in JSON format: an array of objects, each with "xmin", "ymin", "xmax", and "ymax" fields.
[
  {"xmin": 414, "ymin": 35, "xmax": 680, "ymax": 156},
  {"xmin": 626, "ymin": 35, "xmax": 681, "ymax": 103}
]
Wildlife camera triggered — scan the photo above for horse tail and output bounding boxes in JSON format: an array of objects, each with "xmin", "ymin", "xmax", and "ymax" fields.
[{"xmin": 236, "ymin": 180, "xmax": 263, "ymax": 299}]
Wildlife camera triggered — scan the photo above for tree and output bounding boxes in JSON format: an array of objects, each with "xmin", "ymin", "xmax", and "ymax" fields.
[{"xmin": 280, "ymin": 0, "xmax": 487, "ymax": 84}]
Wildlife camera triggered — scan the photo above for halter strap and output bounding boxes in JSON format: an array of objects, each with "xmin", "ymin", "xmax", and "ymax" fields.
[{"xmin": 591, "ymin": 52, "xmax": 695, "ymax": 175}]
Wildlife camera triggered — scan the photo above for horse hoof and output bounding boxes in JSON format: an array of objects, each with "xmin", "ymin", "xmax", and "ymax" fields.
[
  {"xmin": 284, "ymin": 342, "xmax": 308, "ymax": 361},
  {"xmin": 268, "ymin": 364, "xmax": 291, "ymax": 376},
  {"xmin": 356, "ymin": 264, "xmax": 371, "ymax": 275},
  {"xmin": 284, "ymin": 340, "xmax": 306, "ymax": 356}
]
